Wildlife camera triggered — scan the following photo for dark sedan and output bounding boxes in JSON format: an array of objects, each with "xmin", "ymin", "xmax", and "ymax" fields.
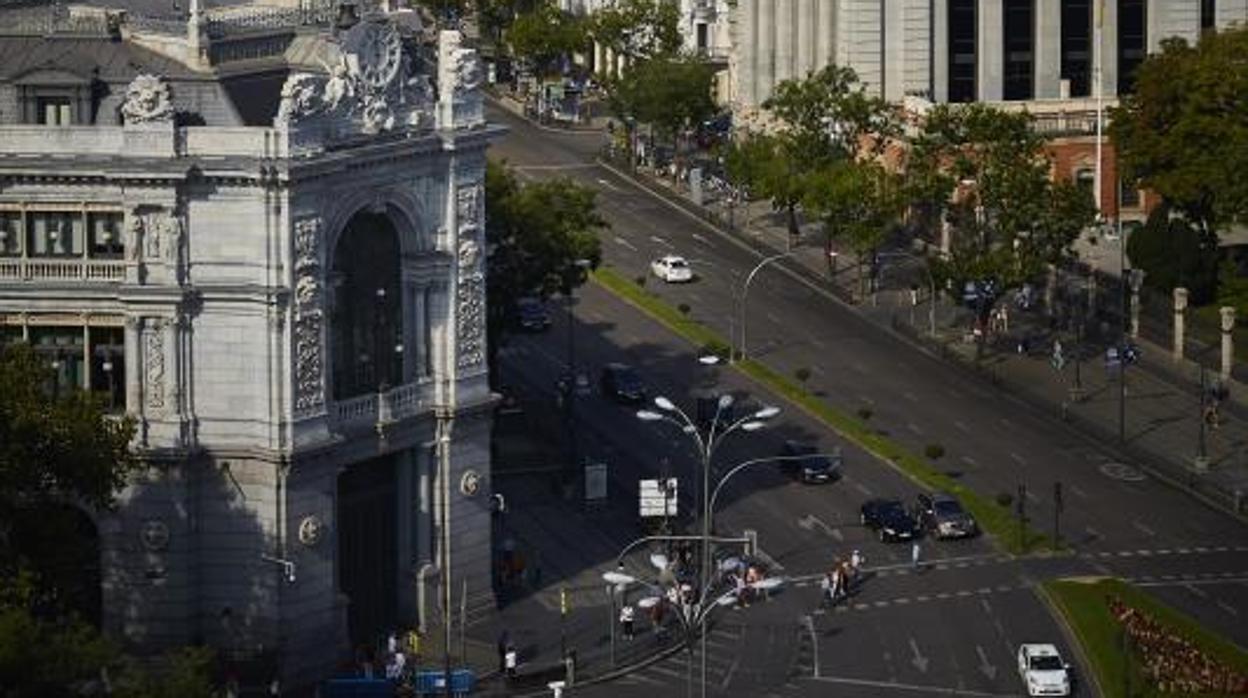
[
  {"xmin": 860, "ymin": 498, "xmax": 921, "ymax": 542},
  {"xmin": 779, "ymin": 441, "xmax": 843, "ymax": 484},
  {"xmin": 600, "ymin": 363, "xmax": 646, "ymax": 404},
  {"xmin": 916, "ymin": 492, "xmax": 979, "ymax": 540},
  {"xmin": 514, "ymin": 297, "xmax": 551, "ymax": 332}
]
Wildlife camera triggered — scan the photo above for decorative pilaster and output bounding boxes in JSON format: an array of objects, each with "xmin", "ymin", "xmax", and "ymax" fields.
[
  {"xmin": 292, "ymin": 216, "xmax": 326, "ymax": 415},
  {"xmin": 454, "ymin": 183, "xmax": 485, "ymax": 371}
]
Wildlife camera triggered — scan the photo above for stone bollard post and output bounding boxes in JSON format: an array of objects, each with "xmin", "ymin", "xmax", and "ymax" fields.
[
  {"xmin": 1221, "ymin": 306, "xmax": 1237, "ymax": 382},
  {"xmin": 1173, "ymin": 287, "xmax": 1188, "ymax": 361},
  {"xmin": 1086, "ymin": 266, "xmax": 1098, "ymax": 320},
  {"xmin": 1129, "ymin": 269, "xmax": 1145, "ymax": 340}
]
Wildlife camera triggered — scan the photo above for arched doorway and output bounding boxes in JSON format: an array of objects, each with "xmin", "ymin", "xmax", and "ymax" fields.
[
  {"xmin": 331, "ymin": 211, "xmax": 402, "ymax": 400},
  {"xmin": 337, "ymin": 455, "xmax": 397, "ymax": 650}
]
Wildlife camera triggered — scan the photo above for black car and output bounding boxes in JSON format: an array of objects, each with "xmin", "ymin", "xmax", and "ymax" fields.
[
  {"xmin": 514, "ymin": 297, "xmax": 551, "ymax": 332},
  {"xmin": 915, "ymin": 492, "xmax": 979, "ymax": 540},
  {"xmin": 779, "ymin": 441, "xmax": 843, "ymax": 484},
  {"xmin": 600, "ymin": 363, "xmax": 646, "ymax": 404},
  {"xmin": 860, "ymin": 498, "xmax": 921, "ymax": 542}
]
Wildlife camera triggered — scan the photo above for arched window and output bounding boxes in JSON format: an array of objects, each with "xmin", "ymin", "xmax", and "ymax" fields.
[{"xmin": 330, "ymin": 211, "xmax": 402, "ymax": 400}]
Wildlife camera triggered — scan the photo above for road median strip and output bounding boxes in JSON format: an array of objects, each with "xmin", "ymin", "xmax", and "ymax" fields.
[{"xmin": 592, "ymin": 265, "xmax": 1049, "ymax": 555}]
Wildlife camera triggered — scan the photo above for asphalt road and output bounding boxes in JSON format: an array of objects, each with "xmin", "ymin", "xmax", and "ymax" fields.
[{"xmin": 485, "ymin": 102, "xmax": 1248, "ymax": 695}]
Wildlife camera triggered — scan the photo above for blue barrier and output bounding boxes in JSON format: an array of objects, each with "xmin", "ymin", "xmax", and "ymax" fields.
[
  {"xmin": 322, "ymin": 678, "xmax": 394, "ymax": 698},
  {"xmin": 413, "ymin": 669, "xmax": 475, "ymax": 696}
]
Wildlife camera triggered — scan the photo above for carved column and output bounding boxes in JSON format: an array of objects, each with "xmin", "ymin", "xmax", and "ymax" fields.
[
  {"xmin": 124, "ymin": 315, "xmax": 141, "ymax": 415},
  {"xmin": 1173, "ymin": 287, "xmax": 1188, "ymax": 361},
  {"xmin": 1221, "ymin": 307, "xmax": 1237, "ymax": 383}
]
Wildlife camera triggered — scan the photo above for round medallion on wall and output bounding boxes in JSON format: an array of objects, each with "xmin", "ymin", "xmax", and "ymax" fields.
[
  {"xmin": 298, "ymin": 515, "xmax": 324, "ymax": 547},
  {"xmin": 139, "ymin": 519, "xmax": 170, "ymax": 552},
  {"xmin": 460, "ymin": 470, "xmax": 481, "ymax": 497}
]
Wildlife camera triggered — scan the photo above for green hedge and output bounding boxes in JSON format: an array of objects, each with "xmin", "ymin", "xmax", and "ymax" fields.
[
  {"xmin": 593, "ymin": 266, "xmax": 1048, "ymax": 554},
  {"xmin": 1044, "ymin": 577, "xmax": 1248, "ymax": 698}
]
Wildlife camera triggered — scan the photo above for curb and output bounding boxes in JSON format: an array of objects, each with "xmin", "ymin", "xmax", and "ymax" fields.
[
  {"xmin": 1033, "ymin": 581, "xmax": 1108, "ymax": 698},
  {"xmin": 485, "ymin": 92, "xmax": 608, "ymax": 136}
]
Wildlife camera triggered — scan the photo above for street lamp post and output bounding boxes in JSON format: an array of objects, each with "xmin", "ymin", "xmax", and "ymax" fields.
[
  {"xmin": 636, "ymin": 395, "xmax": 780, "ymax": 698},
  {"xmin": 735, "ymin": 252, "xmax": 791, "ymax": 362}
]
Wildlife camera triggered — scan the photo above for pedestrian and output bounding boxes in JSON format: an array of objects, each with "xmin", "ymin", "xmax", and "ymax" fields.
[
  {"xmin": 837, "ymin": 559, "xmax": 852, "ymax": 599},
  {"xmin": 911, "ymin": 541, "xmax": 922, "ymax": 571},
  {"xmin": 829, "ymin": 565, "xmax": 842, "ymax": 603},
  {"xmin": 497, "ymin": 630, "xmax": 510, "ymax": 673},
  {"xmin": 620, "ymin": 603, "xmax": 635, "ymax": 640},
  {"xmin": 850, "ymin": 549, "xmax": 865, "ymax": 590},
  {"xmin": 505, "ymin": 644, "xmax": 518, "ymax": 679},
  {"xmin": 819, "ymin": 571, "xmax": 832, "ymax": 607}
]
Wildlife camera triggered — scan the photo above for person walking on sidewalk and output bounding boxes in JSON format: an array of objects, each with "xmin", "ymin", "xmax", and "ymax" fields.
[
  {"xmin": 911, "ymin": 541, "xmax": 922, "ymax": 571},
  {"xmin": 620, "ymin": 603, "xmax": 636, "ymax": 640},
  {"xmin": 505, "ymin": 645, "xmax": 518, "ymax": 679},
  {"xmin": 497, "ymin": 630, "xmax": 510, "ymax": 674},
  {"xmin": 850, "ymin": 549, "xmax": 865, "ymax": 591}
]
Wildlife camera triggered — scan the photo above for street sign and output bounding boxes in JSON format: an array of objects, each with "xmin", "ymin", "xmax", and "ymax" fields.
[
  {"xmin": 584, "ymin": 463, "xmax": 607, "ymax": 502},
  {"xmin": 639, "ymin": 478, "xmax": 678, "ymax": 518}
]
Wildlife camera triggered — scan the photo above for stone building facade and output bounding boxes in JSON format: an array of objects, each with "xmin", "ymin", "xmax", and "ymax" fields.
[{"xmin": 0, "ymin": 2, "xmax": 499, "ymax": 688}]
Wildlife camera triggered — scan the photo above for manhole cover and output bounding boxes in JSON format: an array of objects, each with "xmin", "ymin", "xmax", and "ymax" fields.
[{"xmin": 1099, "ymin": 462, "xmax": 1147, "ymax": 482}]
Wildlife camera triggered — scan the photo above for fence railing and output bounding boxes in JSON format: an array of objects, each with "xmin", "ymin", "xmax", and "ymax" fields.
[{"xmin": 0, "ymin": 258, "xmax": 125, "ymax": 282}]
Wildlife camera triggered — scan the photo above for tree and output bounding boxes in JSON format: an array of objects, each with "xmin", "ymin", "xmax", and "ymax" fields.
[
  {"xmin": 1110, "ymin": 27, "xmax": 1248, "ymax": 238},
  {"xmin": 905, "ymin": 103, "xmax": 1097, "ymax": 322},
  {"xmin": 484, "ymin": 160, "xmax": 606, "ymax": 374},
  {"xmin": 802, "ymin": 160, "xmax": 906, "ymax": 295},
  {"xmin": 506, "ymin": 1, "xmax": 586, "ymax": 79},
  {"xmin": 589, "ymin": 0, "xmax": 681, "ymax": 63},
  {"xmin": 607, "ymin": 54, "xmax": 716, "ymax": 147},
  {"xmin": 1127, "ymin": 204, "xmax": 1220, "ymax": 304},
  {"xmin": 728, "ymin": 65, "xmax": 899, "ymax": 241},
  {"xmin": 0, "ymin": 343, "xmax": 138, "ymax": 608}
]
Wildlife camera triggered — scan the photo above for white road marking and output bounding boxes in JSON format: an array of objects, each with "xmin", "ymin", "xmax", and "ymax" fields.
[
  {"xmin": 953, "ymin": 420, "xmax": 970, "ymax": 433},
  {"xmin": 1026, "ymin": 489, "xmax": 1040, "ymax": 503},
  {"xmin": 1217, "ymin": 600, "xmax": 1239, "ymax": 617},
  {"xmin": 613, "ymin": 235, "xmax": 638, "ymax": 251},
  {"xmin": 1010, "ymin": 452, "xmax": 1026, "ymax": 465},
  {"xmin": 903, "ymin": 392, "xmax": 919, "ymax": 403},
  {"xmin": 766, "ymin": 312, "xmax": 782, "ymax": 324},
  {"xmin": 812, "ymin": 365, "xmax": 827, "ymax": 376},
  {"xmin": 907, "ymin": 423, "xmax": 923, "ymax": 434},
  {"xmin": 649, "ymin": 235, "xmax": 672, "ymax": 247},
  {"xmin": 960, "ymin": 456, "xmax": 978, "ymax": 467},
  {"xmin": 1183, "ymin": 583, "xmax": 1209, "ymax": 599},
  {"xmin": 802, "ymin": 675, "xmax": 1019, "ymax": 697},
  {"xmin": 692, "ymin": 232, "xmax": 710, "ymax": 245},
  {"xmin": 595, "ymin": 177, "xmax": 622, "ymax": 192},
  {"xmin": 1132, "ymin": 520, "xmax": 1157, "ymax": 537},
  {"xmin": 854, "ymin": 482, "xmax": 873, "ymax": 496},
  {"xmin": 809, "ymin": 337, "xmax": 827, "ymax": 349},
  {"xmin": 1069, "ymin": 484, "xmax": 1090, "ymax": 499}
]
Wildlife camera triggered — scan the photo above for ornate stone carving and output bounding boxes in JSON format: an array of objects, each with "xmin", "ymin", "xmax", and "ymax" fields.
[
  {"xmin": 293, "ymin": 217, "xmax": 325, "ymax": 413},
  {"xmin": 121, "ymin": 74, "xmax": 174, "ymax": 125},
  {"xmin": 456, "ymin": 183, "xmax": 482, "ymax": 229},
  {"xmin": 275, "ymin": 73, "xmax": 324, "ymax": 126},
  {"xmin": 437, "ymin": 30, "xmax": 483, "ymax": 128},
  {"xmin": 455, "ymin": 234, "xmax": 485, "ymax": 369},
  {"xmin": 145, "ymin": 321, "xmax": 166, "ymax": 410},
  {"xmin": 272, "ymin": 16, "xmax": 432, "ymax": 135},
  {"xmin": 125, "ymin": 214, "xmax": 142, "ymax": 261},
  {"xmin": 157, "ymin": 214, "xmax": 182, "ymax": 268}
]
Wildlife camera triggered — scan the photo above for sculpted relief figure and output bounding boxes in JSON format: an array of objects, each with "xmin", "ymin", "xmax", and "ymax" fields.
[
  {"xmin": 121, "ymin": 74, "xmax": 174, "ymax": 125},
  {"xmin": 275, "ymin": 73, "xmax": 326, "ymax": 125}
]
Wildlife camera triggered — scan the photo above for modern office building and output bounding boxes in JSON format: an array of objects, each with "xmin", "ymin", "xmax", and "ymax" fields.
[
  {"xmin": 732, "ymin": 0, "xmax": 1248, "ymax": 107},
  {"xmin": 0, "ymin": 1, "xmax": 499, "ymax": 688}
]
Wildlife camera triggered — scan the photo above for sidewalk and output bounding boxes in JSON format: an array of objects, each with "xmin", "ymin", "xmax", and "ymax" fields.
[{"xmin": 592, "ymin": 152, "xmax": 1248, "ymax": 519}]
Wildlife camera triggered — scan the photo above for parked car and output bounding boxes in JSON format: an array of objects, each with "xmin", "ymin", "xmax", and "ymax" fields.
[
  {"xmin": 915, "ymin": 492, "xmax": 978, "ymax": 539},
  {"xmin": 1017, "ymin": 644, "xmax": 1072, "ymax": 696},
  {"xmin": 859, "ymin": 498, "xmax": 921, "ymax": 542},
  {"xmin": 514, "ymin": 297, "xmax": 551, "ymax": 332},
  {"xmin": 600, "ymin": 362, "xmax": 646, "ymax": 404},
  {"xmin": 557, "ymin": 369, "xmax": 592, "ymax": 398},
  {"xmin": 779, "ymin": 441, "xmax": 843, "ymax": 484},
  {"xmin": 650, "ymin": 255, "xmax": 694, "ymax": 283}
]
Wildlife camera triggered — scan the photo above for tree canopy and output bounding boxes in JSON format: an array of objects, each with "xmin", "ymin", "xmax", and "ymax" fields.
[
  {"xmin": 506, "ymin": 1, "xmax": 586, "ymax": 78},
  {"xmin": 484, "ymin": 160, "xmax": 606, "ymax": 368},
  {"xmin": 588, "ymin": 0, "xmax": 681, "ymax": 61},
  {"xmin": 1127, "ymin": 204, "xmax": 1221, "ymax": 304},
  {"xmin": 905, "ymin": 103, "xmax": 1097, "ymax": 301},
  {"xmin": 1110, "ymin": 27, "xmax": 1248, "ymax": 236},
  {"xmin": 607, "ymin": 54, "xmax": 717, "ymax": 141}
]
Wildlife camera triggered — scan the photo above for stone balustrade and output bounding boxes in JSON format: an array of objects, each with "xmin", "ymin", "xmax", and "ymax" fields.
[
  {"xmin": 0, "ymin": 258, "xmax": 126, "ymax": 282},
  {"xmin": 331, "ymin": 378, "xmax": 435, "ymax": 431},
  {"xmin": 0, "ymin": 125, "xmax": 290, "ymax": 160}
]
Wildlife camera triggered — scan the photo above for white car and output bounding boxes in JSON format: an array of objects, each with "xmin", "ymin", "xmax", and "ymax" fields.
[
  {"xmin": 1017, "ymin": 644, "xmax": 1072, "ymax": 696},
  {"xmin": 650, "ymin": 255, "xmax": 693, "ymax": 283}
]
